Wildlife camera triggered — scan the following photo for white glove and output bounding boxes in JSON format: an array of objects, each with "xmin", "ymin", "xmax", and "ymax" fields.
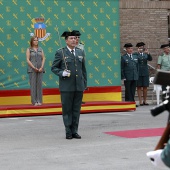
[
  {"xmin": 146, "ymin": 150, "xmax": 167, "ymax": 168},
  {"xmin": 62, "ymin": 70, "xmax": 70, "ymax": 77}
]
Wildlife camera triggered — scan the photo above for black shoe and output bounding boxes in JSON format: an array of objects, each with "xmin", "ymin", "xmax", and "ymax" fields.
[
  {"xmin": 140, "ymin": 104, "xmax": 143, "ymax": 106},
  {"xmin": 136, "ymin": 105, "xmax": 138, "ymax": 107},
  {"xmin": 143, "ymin": 102, "xmax": 149, "ymax": 105},
  {"xmin": 66, "ymin": 135, "xmax": 72, "ymax": 139},
  {"xmin": 72, "ymin": 133, "xmax": 81, "ymax": 139}
]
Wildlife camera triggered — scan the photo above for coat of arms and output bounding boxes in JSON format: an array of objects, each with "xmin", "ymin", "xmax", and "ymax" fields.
[{"xmin": 30, "ymin": 17, "xmax": 50, "ymax": 41}]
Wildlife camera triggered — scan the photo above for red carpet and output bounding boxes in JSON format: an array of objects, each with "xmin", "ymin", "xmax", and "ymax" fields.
[{"xmin": 105, "ymin": 128, "xmax": 165, "ymax": 138}]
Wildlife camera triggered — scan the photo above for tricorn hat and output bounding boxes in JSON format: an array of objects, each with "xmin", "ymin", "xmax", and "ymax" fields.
[
  {"xmin": 136, "ymin": 42, "xmax": 145, "ymax": 47},
  {"xmin": 61, "ymin": 31, "xmax": 77, "ymax": 38},
  {"xmin": 124, "ymin": 43, "xmax": 133, "ymax": 48},
  {"xmin": 72, "ymin": 30, "xmax": 81, "ymax": 36},
  {"xmin": 160, "ymin": 44, "xmax": 169, "ymax": 49}
]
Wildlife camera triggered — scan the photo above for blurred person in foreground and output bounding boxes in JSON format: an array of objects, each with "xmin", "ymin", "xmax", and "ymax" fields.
[{"xmin": 147, "ymin": 139, "xmax": 170, "ymax": 168}]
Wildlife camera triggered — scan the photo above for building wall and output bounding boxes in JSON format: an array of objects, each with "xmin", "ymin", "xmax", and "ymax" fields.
[{"xmin": 120, "ymin": 0, "xmax": 170, "ymax": 68}]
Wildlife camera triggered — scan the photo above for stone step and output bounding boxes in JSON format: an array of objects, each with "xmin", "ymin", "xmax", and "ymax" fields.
[{"xmin": 121, "ymin": 84, "xmax": 162, "ymax": 104}]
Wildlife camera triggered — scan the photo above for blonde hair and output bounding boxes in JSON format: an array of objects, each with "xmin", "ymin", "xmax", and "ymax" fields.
[{"xmin": 30, "ymin": 36, "xmax": 38, "ymax": 47}]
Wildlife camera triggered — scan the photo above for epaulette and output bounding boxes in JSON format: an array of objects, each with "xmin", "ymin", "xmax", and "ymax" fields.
[
  {"xmin": 57, "ymin": 47, "xmax": 65, "ymax": 51},
  {"xmin": 80, "ymin": 42, "xmax": 84, "ymax": 45},
  {"xmin": 76, "ymin": 46, "xmax": 81, "ymax": 49}
]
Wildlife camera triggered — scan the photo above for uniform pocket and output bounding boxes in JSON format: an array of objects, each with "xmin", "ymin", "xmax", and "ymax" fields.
[
  {"xmin": 65, "ymin": 57, "xmax": 72, "ymax": 63},
  {"xmin": 78, "ymin": 58, "xmax": 83, "ymax": 62}
]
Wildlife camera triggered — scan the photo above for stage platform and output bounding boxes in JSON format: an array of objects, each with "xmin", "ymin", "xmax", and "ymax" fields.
[
  {"xmin": 0, "ymin": 101, "xmax": 136, "ymax": 118},
  {"xmin": 0, "ymin": 87, "xmax": 136, "ymax": 118}
]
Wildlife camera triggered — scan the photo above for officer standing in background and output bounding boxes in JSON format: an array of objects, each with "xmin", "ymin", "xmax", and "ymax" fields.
[
  {"xmin": 72, "ymin": 30, "xmax": 85, "ymax": 52},
  {"xmin": 157, "ymin": 44, "xmax": 170, "ymax": 92},
  {"xmin": 121, "ymin": 43, "xmax": 139, "ymax": 106},
  {"xmin": 72, "ymin": 30, "xmax": 86, "ymax": 104},
  {"xmin": 135, "ymin": 42, "xmax": 152, "ymax": 106},
  {"xmin": 51, "ymin": 31, "xmax": 87, "ymax": 140}
]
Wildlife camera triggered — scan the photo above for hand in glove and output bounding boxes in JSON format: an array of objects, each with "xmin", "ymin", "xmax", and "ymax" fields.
[
  {"xmin": 146, "ymin": 150, "xmax": 167, "ymax": 168},
  {"xmin": 62, "ymin": 70, "xmax": 70, "ymax": 77}
]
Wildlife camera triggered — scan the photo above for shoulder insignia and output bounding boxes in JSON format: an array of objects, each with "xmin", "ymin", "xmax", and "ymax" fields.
[
  {"xmin": 57, "ymin": 47, "xmax": 65, "ymax": 51},
  {"xmin": 76, "ymin": 46, "xmax": 81, "ymax": 50}
]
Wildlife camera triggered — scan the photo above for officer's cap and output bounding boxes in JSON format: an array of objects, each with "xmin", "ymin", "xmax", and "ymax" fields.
[
  {"xmin": 61, "ymin": 31, "xmax": 77, "ymax": 38},
  {"xmin": 72, "ymin": 30, "xmax": 81, "ymax": 36},
  {"xmin": 160, "ymin": 44, "xmax": 169, "ymax": 49},
  {"xmin": 124, "ymin": 43, "xmax": 133, "ymax": 48},
  {"xmin": 136, "ymin": 42, "xmax": 145, "ymax": 47}
]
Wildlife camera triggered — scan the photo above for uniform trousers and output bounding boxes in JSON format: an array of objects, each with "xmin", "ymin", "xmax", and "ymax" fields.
[
  {"xmin": 29, "ymin": 72, "xmax": 43, "ymax": 105},
  {"xmin": 60, "ymin": 91, "xmax": 83, "ymax": 136},
  {"xmin": 124, "ymin": 80, "xmax": 137, "ymax": 101}
]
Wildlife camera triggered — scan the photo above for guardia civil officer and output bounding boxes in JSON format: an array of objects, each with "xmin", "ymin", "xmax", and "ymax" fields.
[
  {"xmin": 72, "ymin": 30, "xmax": 86, "ymax": 104},
  {"xmin": 135, "ymin": 42, "xmax": 152, "ymax": 106},
  {"xmin": 157, "ymin": 44, "xmax": 170, "ymax": 92},
  {"xmin": 121, "ymin": 43, "xmax": 139, "ymax": 105},
  {"xmin": 72, "ymin": 30, "xmax": 85, "ymax": 52},
  {"xmin": 51, "ymin": 31, "xmax": 87, "ymax": 140}
]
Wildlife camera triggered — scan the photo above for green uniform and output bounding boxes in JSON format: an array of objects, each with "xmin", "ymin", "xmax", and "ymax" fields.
[
  {"xmin": 121, "ymin": 53, "xmax": 139, "ymax": 101},
  {"xmin": 161, "ymin": 138, "xmax": 170, "ymax": 168},
  {"xmin": 136, "ymin": 52, "xmax": 152, "ymax": 87},
  {"xmin": 158, "ymin": 53, "xmax": 170, "ymax": 71},
  {"xmin": 157, "ymin": 53, "xmax": 170, "ymax": 91},
  {"xmin": 77, "ymin": 43, "xmax": 86, "ymax": 57},
  {"xmin": 51, "ymin": 46, "xmax": 87, "ymax": 136},
  {"xmin": 77, "ymin": 43, "xmax": 84, "ymax": 51}
]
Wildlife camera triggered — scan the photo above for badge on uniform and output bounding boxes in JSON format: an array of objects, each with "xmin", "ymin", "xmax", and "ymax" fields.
[{"xmin": 78, "ymin": 56, "xmax": 83, "ymax": 59}]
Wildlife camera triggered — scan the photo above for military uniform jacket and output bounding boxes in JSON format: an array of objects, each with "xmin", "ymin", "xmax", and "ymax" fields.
[
  {"xmin": 135, "ymin": 52, "xmax": 152, "ymax": 76},
  {"xmin": 157, "ymin": 53, "xmax": 170, "ymax": 71},
  {"xmin": 51, "ymin": 47, "xmax": 87, "ymax": 91},
  {"xmin": 77, "ymin": 43, "xmax": 84, "ymax": 51},
  {"xmin": 77, "ymin": 43, "xmax": 86, "ymax": 56},
  {"xmin": 121, "ymin": 53, "xmax": 139, "ymax": 80}
]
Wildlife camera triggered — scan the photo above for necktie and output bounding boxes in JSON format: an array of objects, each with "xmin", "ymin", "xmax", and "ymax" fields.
[
  {"xmin": 71, "ymin": 50, "xmax": 75, "ymax": 56},
  {"xmin": 130, "ymin": 54, "xmax": 132, "ymax": 60}
]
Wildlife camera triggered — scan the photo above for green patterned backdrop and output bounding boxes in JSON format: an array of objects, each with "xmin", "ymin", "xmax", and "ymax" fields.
[{"xmin": 0, "ymin": 0, "xmax": 120, "ymax": 90}]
